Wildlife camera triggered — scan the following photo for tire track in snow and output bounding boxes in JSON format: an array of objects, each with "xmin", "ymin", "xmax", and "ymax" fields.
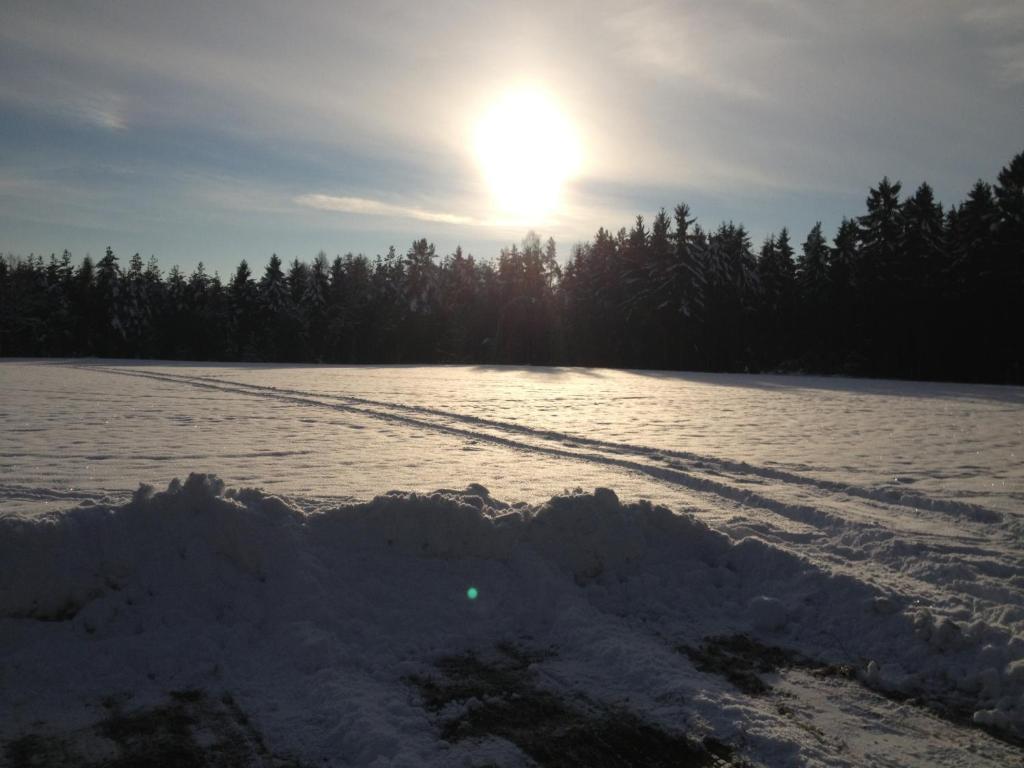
[
  {"xmin": 90, "ymin": 365, "xmax": 1003, "ymax": 524},
  {"xmin": 79, "ymin": 366, "xmax": 1024, "ymax": 638},
  {"xmin": 88, "ymin": 365, "xmax": 847, "ymax": 528},
  {"xmin": 82, "ymin": 365, "xmax": 1024, "ymax": 626},
  {"xmin": 355, "ymin": 401, "xmax": 1003, "ymax": 525}
]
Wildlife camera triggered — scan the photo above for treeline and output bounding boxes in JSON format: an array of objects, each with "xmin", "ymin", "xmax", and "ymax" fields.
[{"xmin": 2, "ymin": 151, "xmax": 1022, "ymax": 383}]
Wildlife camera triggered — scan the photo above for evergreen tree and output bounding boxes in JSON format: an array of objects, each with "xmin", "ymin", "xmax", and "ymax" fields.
[
  {"xmin": 955, "ymin": 181, "xmax": 1000, "ymax": 379},
  {"xmin": 260, "ymin": 254, "xmax": 289, "ymax": 313},
  {"xmin": 993, "ymin": 152, "xmax": 1024, "ymax": 381},
  {"xmin": 2, "ymin": 148, "xmax": 1021, "ymax": 383},
  {"xmin": 704, "ymin": 222, "xmax": 757, "ymax": 370},
  {"xmin": 796, "ymin": 223, "xmax": 830, "ymax": 368},
  {"xmin": 667, "ymin": 204, "xmax": 707, "ymax": 368},
  {"xmin": 899, "ymin": 184, "xmax": 944, "ymax": 376},
  {"xmin": 0, "ymin": 256, "xmax": 8, "ymax": 355},
  {"xmin": 303, "ymin": 252, "xmax": 331, "ymax": 360},
  {"xmin": 228, "ymin": 260, "xmax": 258, "ymax": 360},
  {"xmin": 856, "ymin": 177, "xmax": 903, "ymax": 373},
  {"xmin": 756, "ymin": 226, "xmax": 796, "ymax": 367},
  {"xmin": 94, "ymin": 247, "xmax": 125, "ymax": 354},
  {"xmin": 259, "ymin": 255, "xmax": 297, "ymax": 360},
  {"xmin": 41, "ymin": 251, "xmax": 75, "ymax": 355},
  {"xmin": 161, "ymin": 266, "xmax": 189, "ymax": 357},
  {"xmin": 326, "ymin": 255, "xmax": 350, "ymax": 361},
  {"xmin": 994, "ymin": 152, "xmax": 1024, "ymax": 261},
  {"xmin": 341, "ymin": 254, "xmax": 373, "ymax": 362},
  {"xmin": 120, "ymin": 253, "xmax": 150, "ymax": 355},
  {"xmin": 287, "ymin": 258, "xmax": 310, "ymax": 308}
]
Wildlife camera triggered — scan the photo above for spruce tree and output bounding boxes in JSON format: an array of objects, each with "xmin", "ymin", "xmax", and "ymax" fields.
[
  {"xmin": 796, "ymin": 223, "xmax": 830, "ymax": 369},
  {"xmin": 857, "ymin": 178, "xmax": 903, "ymax": 373},
  {"xmin": 95, "ymin": 247, "xmax": 125, "ymax": 354},
  {"xmin": 899, "ymin": 183, "xmax": 944, "ymax": 376},
  {"xmin": 993, "ymin": 152, "xmax": 1024, "ymax": 381},
  {"xmin": 304, "ymin": 252, "xmax": 331, "ymax": 360},
  {"xmin": 228, "ymin": 260, "xmax": 258, "ymax": 360}
]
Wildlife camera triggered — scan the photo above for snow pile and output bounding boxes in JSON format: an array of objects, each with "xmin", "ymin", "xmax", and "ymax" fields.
[{"xmin": 1, "ymin": 475, "xmax": 1022, "ymax": 764}]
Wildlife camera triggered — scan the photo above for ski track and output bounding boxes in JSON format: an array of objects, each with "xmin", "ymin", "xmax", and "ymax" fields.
[{"xmin": 85, "ymin": 365, "xmax": 1024, "ymax": 630}]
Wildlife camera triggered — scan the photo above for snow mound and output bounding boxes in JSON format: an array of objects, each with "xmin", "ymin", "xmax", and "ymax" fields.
[
  {"xmin": 0, "ymin": 475, "xmax": 727, "ymax": 621},
  {"xmin": 1, "ymin": 474, "xmax": 1022, "ymax": 763}
]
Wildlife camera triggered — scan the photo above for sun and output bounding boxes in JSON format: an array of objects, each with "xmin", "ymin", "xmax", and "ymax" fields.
[{"xmin": 474, "ymin": 87, "xmax": 582, "ymax": 224}]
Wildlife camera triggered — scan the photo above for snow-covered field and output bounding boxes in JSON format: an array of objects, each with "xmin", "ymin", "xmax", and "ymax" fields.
[{"xmin": 1, "ymin": 360, "xmax": 1022, "ymax": 766}]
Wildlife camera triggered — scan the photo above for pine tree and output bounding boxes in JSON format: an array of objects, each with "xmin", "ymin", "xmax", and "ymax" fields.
[
  {"xmin": 403, "ymin": 239, "xmax": 437, "ymax": 314},
  {"xmin": 259, "ymin": 254, "xmax": 289, "ymax": 314},
  {"xmin": 901, "ymin": 183, "xmax": 944, "ymax": 271},
  {"xmin": 668, "ymin": 204, "xmax": 707, "ymax": 367},
  {"xmin": 0, "ymin": 256, "xmax": 8, "ymax": 356},
  {"xmin": 899, "ymin": 183, "xmax": 944, "ymax": 376},
  {"xmin": 120, "ymin": 253, "xmax": 150, "ymax": 354},
  {"xmin": 158, "ymin": 265, "xmax": 188, "ymax": 357},
  {"xmin": 1, "ymin": 147, "xmax": 1020, "ymax": 382},
  {"xmin": 705, "ymin": 222, "xmax": 756, "ymax": 370},
  {"xmin": 857, "ymin": 177, "xmax": 903, "ymax": 288},
  {"xmin": 228, "ymin": 260, "xmax": 258, "ymax": 360},
  {"xmin": 258, "ymin": 255, "xmax": 296, "ymax": 360},
  {"xmin": 287, "ymin": 258, "xmax": 310, "ymax": 308},
  {"xmin": 304, "ymin": 252, "xmax": 330, "ymax": 311},
  {"xmin": 543, "ymin": 237, "xmax": 560, "ymax": 287},
  {"xmin": 956, "ymin": 181, "xmax": 1000, "ymax": 378},
  {"xmin": 798, "ymin": 223, "xmax": 829, "ymax": 300},
  {"xmin": 342, "ymin": 253, "xmax": 373, "ymax": 362},
  {"xmin": 303, "ymin": 252, "xmax": 331, "ymax": 360},
  {"xmin": 994, "ymin": 152, "xmax": 1024, "ymax": 261},
  {"xmin": 993, "ymin": 152, "xmax": 1024, "ymax": 381},
  {"xmin": 755, "ymin": 229, "xmax": 795, "ymax": 367},
  {"xmin": 856, "ymin": 178, "xmax": 903, "ymax": 373},
  {"xmin": 796, "ymin": 223, "xmax": 830, "ymax": 368},
  {"xmin": 40, "ymin": 251, "xmax": 75, "ymax": 354},
  {"xmin": 326, "ymin": 255, "xmax": 349, "ymax": 362},
  {"xmin": 95, "ymin": 247, "xmax": 125, "ymax": 354}
]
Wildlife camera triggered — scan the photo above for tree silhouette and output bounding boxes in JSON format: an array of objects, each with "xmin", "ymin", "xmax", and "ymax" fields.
[{"xmin": 2, "ymin": 149, "xmax": 1022, "ymax": 383}]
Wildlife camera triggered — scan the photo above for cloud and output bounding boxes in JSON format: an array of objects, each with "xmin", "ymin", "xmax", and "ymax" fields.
[
  {"xmin": 74, "ymin": 95, "xmax": 127, "ymax": 131},
  {"xmin": 602, "ymin": 2, "xmax": 788, "ymax": 103},
  {"xmin": 0, "ymin": 76, "xmax": 127, "ymax": 132},
  {"xmin": 964, "ymin": 1, "xmax": 1024, "ymax": 84},
  {"xmin": 294, "ymin": 192, "xmax": 621, "ymax": 242},
  {"xmin": 295, "ymin": 194, "xmax": 476, "ymax": 226},
  {"xmin": 1, "ymin": 1, "xmax": 1022, "ymax": 270},
  {"xmin": 3, "ymin": 0, "xmax": 1020, "ymax": 196}
]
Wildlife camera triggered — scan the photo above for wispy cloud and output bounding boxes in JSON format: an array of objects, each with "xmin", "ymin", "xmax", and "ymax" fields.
[
  {"xmin": 964, "ymin": 1, "xmax": 1024, "ymax": 84},
  {"xmin": 294, "ymin": 192, "xmax": 615, "ymax": 241},
  {"xmin": 1, "ymin": 1, "xmax": 1021, "ymax": 271},
  {"xmin": 603, "ymin": 2, "xmax": 784, "ymax": 103},
  {"xmin": 74, "ymin": 94, "xmax": 128, "ymax": 131},
  {"xmin": 0, "ymin": 77, "xmax": 128, "ymax": 131},
  {"xmin": 295, "ymin": 194, "xmax": 475, "ymax": 226}
]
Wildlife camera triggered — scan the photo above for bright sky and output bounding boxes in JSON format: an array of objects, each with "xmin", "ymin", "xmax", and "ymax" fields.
[{"xmin": 1, "ymin": 0, "xmax": 1022, "ymax": 275}]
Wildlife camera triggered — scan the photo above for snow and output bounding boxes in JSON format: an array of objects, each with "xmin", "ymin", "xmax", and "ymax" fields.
[
  {"xmin": 1, "ymin": 359, "xmax": 1022, "ymax": 766},
  {"xmin": 748, "ymin": 596, "xmax": 787, "ymax": 631}
]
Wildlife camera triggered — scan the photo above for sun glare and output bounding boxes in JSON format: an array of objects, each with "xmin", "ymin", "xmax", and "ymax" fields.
[{"xmin": 474, "ymin": 87, "xmax": 582, "ymax": 224}]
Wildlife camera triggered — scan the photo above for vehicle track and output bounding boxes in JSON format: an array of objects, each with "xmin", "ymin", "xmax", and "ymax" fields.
[
  {"xmin": 87, "ymin": 367, "xmax": 1004, "ymax": 520},
  {"xmin": 85, "ymin": 365, "xmax": 1024, "ymax": 626}
]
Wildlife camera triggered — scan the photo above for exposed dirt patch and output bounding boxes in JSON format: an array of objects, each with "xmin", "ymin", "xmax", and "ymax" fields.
[
  {"xmin": 408, "ymin": 642, "xmax": 739, "ymax": 767},
  {"xmin": 679, "ymin": 634, "xmax": 853, "ymax": 696},
  {"xmin": 9, "ymin": 599, "xmax": 83, "ymax": 622},
  {"xmin": 3, "ymin": 689, "xmax": 305, "ymax": 768},
  {"xmin": 680, "ymin": 634, "xmax": 1024, "ymax": 751}
]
